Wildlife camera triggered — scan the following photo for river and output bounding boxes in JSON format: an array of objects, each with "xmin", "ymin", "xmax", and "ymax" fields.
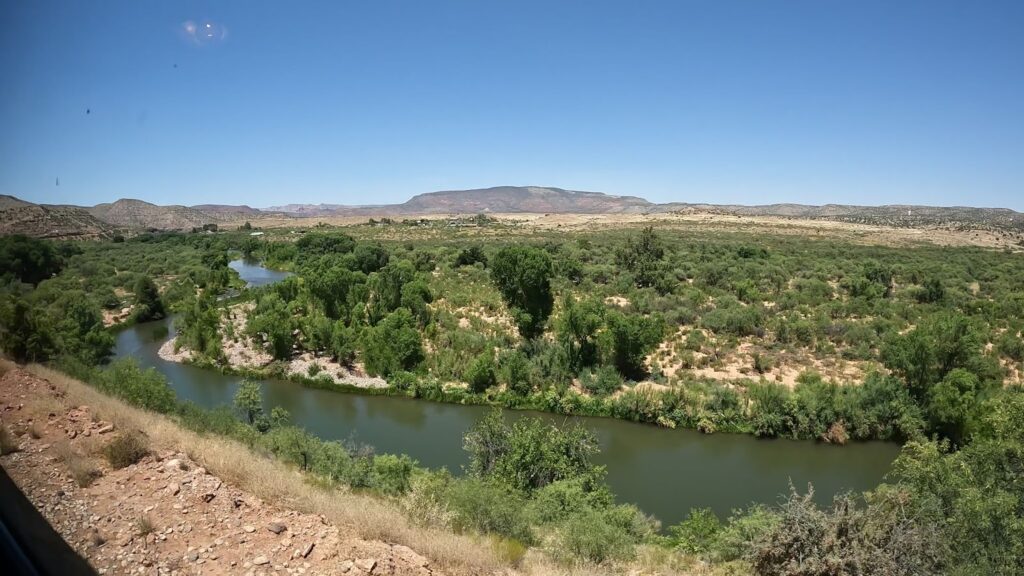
[{"xmin": 113, "ymin": 259, "xmax": 899, "ymax": 526}]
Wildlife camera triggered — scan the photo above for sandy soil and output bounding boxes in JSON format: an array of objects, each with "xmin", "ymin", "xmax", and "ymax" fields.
[
  {"xmin": 160, "ymin": 304, "xmax": 388, "ymax": 390},
  {"xmin": 0, "ymin": 367, "xmax": 436, "ymax": 576},
  {"xmin": 245, "ymin": 211, "xmax": 1024, "ymax": 251}
]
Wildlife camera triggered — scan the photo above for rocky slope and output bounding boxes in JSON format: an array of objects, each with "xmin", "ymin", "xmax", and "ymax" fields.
[
  {"xmin": 87, "ymin": 199, "xmax": 216, "ymax": 230},
  {"xmin": 0, "ymin": 195, "xmax": 112, "ymax": 239},
  {"xmin": 0, "ymin": 365, "xmax": 440, "ymax": 576}
]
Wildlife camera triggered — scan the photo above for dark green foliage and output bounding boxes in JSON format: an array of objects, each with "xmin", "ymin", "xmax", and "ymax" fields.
[
  {"xmin": 497, "ymin": 350, "xmax": 532, "ymax": 396},
  {"xmin": 454, "ymin": 245, "xmax": 487, "ymax": 267},
  {"xmin": 557, "ymin": 295, "xmax": 604, "ymax": 372},
  {"xmin": 0, "ymin": 235, "xmax": 63, "ymax": 285},
  {"xmin": 234, "ymin": 380, "xmax": 264, "ymax": 425},
  {"xmin": 353, "ymin": 243, "xmax": 390, "ymax": 274},
  {"xmin": 615, "ymin": 226, "xmax": 665, "ymax": 288},
  {"xmin": 361, "ymin": 308, "xmax": 424, "ymax": 377},
  {"xmin": 466, "ymin": 352, "xmax": 497, "ymax": 393},
  {"xmin": 916, "ymin": 277, "xmax": 946, "ymax": 303},
  {"xmin": 132, "ymin": 276, "xmax": 165, "ymax": 321},
  {"xmin": 246, "ymin": 293, "xmax": 294, "ymax": 360},
  {"xmin": 490, "ymin": 246, "xmax": 554, "ymax": 339},
  {"xmin": 444, "ymin": 477, "xmax": 534, "ymax": 543},
  {"xmin": 177, "ymin": 292, "xmax": 222, "ymax": 360},
  {"xmin": 0, "ymin": 297, "xmax": 56, "ymax": 362},
  {"xmin": 464, "ymin": 410, "xmax": 601, "ymax": 492},
  {"xmin": 93, "ymin": 359, "xmax": 177, "ymax": 413},
  {"xmin": 606, "ymin": 311, "xmax": 665, "ymax": 380}
]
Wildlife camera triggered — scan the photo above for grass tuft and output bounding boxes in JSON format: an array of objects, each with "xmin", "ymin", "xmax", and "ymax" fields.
[{"xmin": 102, "ymin": 431, "xmax": 150, "ymax": 469}]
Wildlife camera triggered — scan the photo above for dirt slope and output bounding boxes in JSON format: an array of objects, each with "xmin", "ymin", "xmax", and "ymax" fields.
[{"xmin": 0, "ymin": 366, "xmax": 439, "ymax": 576}]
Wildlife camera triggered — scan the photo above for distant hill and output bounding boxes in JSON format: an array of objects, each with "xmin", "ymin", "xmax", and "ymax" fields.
[
  {"xmin": 654, "ymin": 202, "xmax": 1024, "ymax": 229},
  {"xmin": 3, "ymin": 188, "xmax": 1022, "ymax": 239},
  {"xmin": 268, "ymin": 186, "xmax": 653, "ymax": 216},
  {"xmin": 0, "ymin": 195, "xmax": 111, "ymax": 239},
  {"xmin": 399, "ymin": 186, "xmax": 652, "ymax": 214},
  {"xmin": 87, "ymin": 199, "xmax": 216, "ymax": 230},
  {"xmin": 190, "ymin": 204, "xmax": 263, "ymax": 218}
]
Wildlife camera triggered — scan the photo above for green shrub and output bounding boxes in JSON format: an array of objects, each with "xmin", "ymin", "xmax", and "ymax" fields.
[
  {"xmin": 94, "ymin": 359, "xmax": 177, "ymax": 414},
  {"xmin": 445, "ymin": 477, "xmax": 533, "ymax": 543}
]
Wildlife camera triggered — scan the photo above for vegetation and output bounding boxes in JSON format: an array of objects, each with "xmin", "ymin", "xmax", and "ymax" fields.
[{"xmin": 3, "ymin": 219, "xmax": 1024, "ymax": 573}]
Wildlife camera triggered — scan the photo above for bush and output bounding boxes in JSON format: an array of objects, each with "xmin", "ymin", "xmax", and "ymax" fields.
[
  {"xmin": 554, "ymin": 508, "xmax": 640, "ymax": 564},
  {"xmin": 445, "ymin": 477, "xmax": 533, "ymax": 543},
  {"xmin": 93, "ymin": 359, "xmax": 177, "ymax": 414},
  {"xmin": 465, "ymin": 352, "xmax": 497, "ymax": 393},
  {"xmin": 0, "ymin": 424, "xmax": 20, "ymax": 455},
  {"xmin": 102, "ymin": 431, "xmax": 150, "ymax": 469}
]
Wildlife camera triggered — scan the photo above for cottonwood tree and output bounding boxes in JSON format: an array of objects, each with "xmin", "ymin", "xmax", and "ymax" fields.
[{"xmin": 490, "ymin": 246, "xmax": 554, "ymax": 339}]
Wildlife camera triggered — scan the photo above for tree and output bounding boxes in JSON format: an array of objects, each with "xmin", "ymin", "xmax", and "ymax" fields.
[
  {"xmin": 498, "ymin": 350, "xmax": 532, "ymax": 396},
  {"xmin": 234, "ymin": 380, "xmax": 264, "ymax": 425},
  {"xmin": 615, "ymin": 226, "xmax": 665, "ymax": 288},
  {"xmin": 466, "ymin": 352, "xmax": 497, "ymax": 393},
  {"xmin": 606, "ymin": 311, "xmax": 665, "ymax": 380},
  {"xmin": 490, "ymin": 246, "xmax": 554, "ymax": 339},
  {"xmin": 455, "ymin": 245, "xmax": 488, "ymax": 267},
  {"xmin": 133, "ymin": 276, "xmax": 165, "ymax": 321},
  {"xmin": 557, "ymin": 296, "xmax": 604, "ymax": 372},
  {"xmin": 882, "ymin": 313, "xmax": 986, "ymax": 403},
  {"xmin": 367, "ymin": 260, "xmax": 416, "ymax": 323},
  {"xmin": 464, "ymin": 410, "xmax": 602, "ymax": 492},
  {"xmin": 0, "ymin": 297, "xmax": 54, "ymax": 362},
  {"xmin": 0, "ymin": 235, "xmax": 63, "ymax": 285},
  {"xmin": 361, "ymin": 308, "xmax": 424, "ymax": 377},
  {"xmin": 353, "ymin": 243, "xmax": 390, "ymax": 274}
]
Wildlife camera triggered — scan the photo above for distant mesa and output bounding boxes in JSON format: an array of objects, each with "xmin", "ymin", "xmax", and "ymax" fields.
[{"xmin": 2, "ymin": 186, "xmax": 1022, "ymax": 239}]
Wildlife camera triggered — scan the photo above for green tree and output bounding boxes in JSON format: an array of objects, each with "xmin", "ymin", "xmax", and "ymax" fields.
[
  {"xmin": 234, "ymin": 380, "xmax": 264, "ymax": 425},
  {"xmin": 0, "ymin": 235, "xmax": 63, "ymax": 285},
  {"xmin": 490, "ymin": 246, "xmax": 554, "ymax": 339},
  {"xmin": 557, "ymin": 295, "xmax": 604, "ymax": 372},
  {"xmin": 0, "ymin": 297, "xmax": 54, "ymax": 362},
  {"xmin": 361, "ymin": 308, "xmax": 424, "ymax": 377},
  {"xmin": 606, "ymin": 311, "xmax": 665, "ymax": 380},
  {"xmin": 464, "ymin": 410, "xmax": 602, "ymax": 492},
  {"xmin": 615, "ymin": 226, "xmax": 665, "ymax": 288},
  {"xmin": 465, "ymin": 352, "xmax": 497, "ymax": 393},
  {"xmin": 133, "ymin": 276, "xmax": 165, "ymax": 321}
]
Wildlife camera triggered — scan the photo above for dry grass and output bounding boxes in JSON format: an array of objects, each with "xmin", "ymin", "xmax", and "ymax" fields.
[
  {"xmin": 102, "ymin": 431, "xmax": 150, "ymax": 469},
  {"xmin": 24, "ymin": 363, "xmax": 505, "ymax": 576},
  {"xmin": 14, "ymin": 360, "xmax": 709, "ymax": 576},
  {"xmin": 53, "ymin": 440, "xmax": 103, "ymax": 488},
  {"xmin": 135, "ymin": 514, "xmax": 155, "ymax": 537},
  {"xmin": 0, "ymin": 422, "xmax": 20, "ymax": 455}
]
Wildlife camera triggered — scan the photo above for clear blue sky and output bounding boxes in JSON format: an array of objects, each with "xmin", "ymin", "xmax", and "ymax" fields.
[{"xmin": 2, "ymin": 1, "xmax": 1022, "ymax": 210}]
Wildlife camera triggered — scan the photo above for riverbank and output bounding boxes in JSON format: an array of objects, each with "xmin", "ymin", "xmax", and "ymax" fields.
[
  {"xmin": 0, "ymin": 358, "xmax": 738, "ymax": 575},
  {"xmin": 0, "ymin": 360, "xmax": 459, "ymax": 576}
]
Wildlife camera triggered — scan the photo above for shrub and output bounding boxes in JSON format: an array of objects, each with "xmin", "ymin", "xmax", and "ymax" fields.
[
  {"xmin": 554, "ymin": 508, "xmax": 639, "ymax": 564},
  {"xmin": 102, "ymin": 431, "xmax": 150, "ymax": 469},
  {"xmin": 445, "ymin": 477, "xmax": 533, "ymax": 543},
  {"xmin": 0, "ymin": 423, "xmax": 20, "ymax": 455},
  {"xmin": 465, "ymin": 352, "xmax": 497, "ymax": 393},
  {"xmin": 93, "ymin": 359, "xmax": 176, "ymax": 414}
]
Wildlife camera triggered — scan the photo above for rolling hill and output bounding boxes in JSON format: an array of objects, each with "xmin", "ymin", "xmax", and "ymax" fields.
[
  {"xmin": 0, "ymin": 195, "xmax": 112, "ymax": 239},
  {"xmin": 87, "ymin": 199, "xmax": 216, "ymax": 230}
]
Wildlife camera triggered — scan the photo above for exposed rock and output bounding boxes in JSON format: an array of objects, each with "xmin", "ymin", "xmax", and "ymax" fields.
[
  {"xmin": 355, "ymin": 558, "xmax": 377, "ymax": 572},
  {"xmin": 267, "ymin": 521, "xmax": 287, "ymax": 535},
  {"xmin": 252, "ymin": 555, "xmax": 270, "ymax": 565}
]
